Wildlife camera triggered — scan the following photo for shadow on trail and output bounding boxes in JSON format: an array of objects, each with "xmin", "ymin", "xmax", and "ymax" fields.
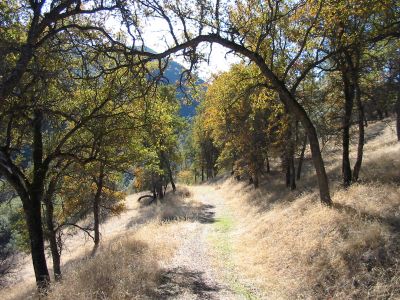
[{"xmin": 153, "ymin": 267, "xmax": 220, "ymax": 299}]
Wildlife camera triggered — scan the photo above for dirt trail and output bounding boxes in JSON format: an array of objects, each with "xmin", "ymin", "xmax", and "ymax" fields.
[
  {"xmin": 2, "ymin": 185, "xmax": 252, "ymax": 300},
  {"xmin": 153, "ymin": 185, "xmax": 245, "ymax": 299}
]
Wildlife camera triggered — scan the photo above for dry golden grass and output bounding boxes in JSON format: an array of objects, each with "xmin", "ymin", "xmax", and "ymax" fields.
[
  {"xmin": 45, "ymin": 187, "xmax": 208, "ymax": 300},
  {"xmin": 2, "ymin": 120, "xmax": 398, "ymax": 300},
  {"xmin": 2, "ymin": 187, "xmax": 204, "ymax": 300},
  {"xmin": 218, "ymin": 119, "xmax": 400, "ymax": 299},
  {"xmin": 46, "ymin": 221, "xmax": 179, "ymax": 300}
]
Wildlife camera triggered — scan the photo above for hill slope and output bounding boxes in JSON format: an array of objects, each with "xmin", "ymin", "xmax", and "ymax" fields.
[
  {"xmin": 160, "ymin": 59, "xmax": 204, "ymax": 118},
  {"xmin": 2, "ymin": 119, "xmax": 399, "ymax": 299}
]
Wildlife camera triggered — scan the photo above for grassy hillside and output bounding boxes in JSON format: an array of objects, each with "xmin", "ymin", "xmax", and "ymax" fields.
[
  {"xmin": 3, "ymin": 119, "xmax": 399, "ymax": 299},
  {"xmin": 218, "ymin": 119, "xmax": 400, "ymax": 298}
]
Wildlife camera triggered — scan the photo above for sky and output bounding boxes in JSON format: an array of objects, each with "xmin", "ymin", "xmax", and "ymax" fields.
[
  {"xmin": 136, "ymin": 18, "xmax": 241, "ymax": 81},
  {"xmin": 105, "ymin": 13, "xmax": 241, "ymax": 81}
]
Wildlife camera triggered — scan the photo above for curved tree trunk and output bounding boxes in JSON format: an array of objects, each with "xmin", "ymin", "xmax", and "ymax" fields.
[
  {"xmin": 238, "ymin": 49, "xmax": 330, "ymax": 203},
  {"xmin": 147, "ymin": 35, "xmax": 332, "ymax": 204},
  {"xmin": 237, "ymin": 46, "xmax": 330, "ymax": 204}
]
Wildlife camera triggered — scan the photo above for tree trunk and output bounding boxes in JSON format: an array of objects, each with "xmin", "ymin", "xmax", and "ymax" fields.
[
  {"xmin": 161, "ymin": 152, "xmax": 176, "ymax": 192},
  {"xmin": 23, "ymin": 198, "xmax": 50, "ymax": 290},
  {"xmin": 250, "ymin": 50, "xmax": 331, "ymax": 204},
  {"xmin": 285, "ymin": 158, "xmax": 290, "ymax": 188},
  {"xmin": 266, "ymin": 151, "xmax": 270, "ymax": 173},
  {"xmin": 289, "ymin": 154, "xmax": 296, "ymax": 190},
  {"xmin": 289, "ymin": 123, "xmax": 296, "ymax": 190},
  {"xmin": 0, "ymin": 110, "xmax": 51, "ymax": 289},
  {"xmin": 45, "ymin": 203, "xmax": 61, "ymax": 281},
  {"xmin": 285, "ymin": 118, "xmax": 296, "ymax": 190},
  {"xmin": 156, "ymin": 175, "xmax": 164, "ymax": 199},
  {"xmin": 155, "ymin": 35, "xmax": 332, "ymax": 205},
  {"xmin": 44, "ymin": 184, "xmax": 61, "ymax": 281},
  {"xmin": 166, "ymin": 161, "xmax": 176, "ymax": 192},
  {"xmin": 30, "ymin": 110, "xmax": 50, "ymax": 289},
  {"xmin": 93, "ymin": 194, "xmax": 100, "ymax": 246},
  {"xmin": 377, "ymin": 108, "xmax": 384, "ymax": 120},
  {"xmin": 93, "ymin": 166, "xmax": 104, "ymax": 247},
  {"xmin": 290, "ymin": 154, "xmax": 296, "ymax": 191},
  {"xmin": 341, "ymin": 67, "xmax": 354, "ymax": 187},
  {"xmin": 297, "ymin": 135, "xmax": 307, "ymax": 180},
  {"xmin": 352, "ymin": 76, "xmax": 364, "ymax": 182},
  {"xmin": 396, "ymin": 92, "xmax": 400, "ymax": 141},
  {"xmin": 151, "ymin": 173, "xmax": 157, "ymax": 199},
  {"xmin": 253, "ymin": 174, "xmax": 259, "ymax": 188}
]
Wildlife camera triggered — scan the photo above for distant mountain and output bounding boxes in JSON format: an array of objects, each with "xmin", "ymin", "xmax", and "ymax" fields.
[
  {"xmin": 138, "ymin": 46, "xmax": 204, "ymax": 118},
  {"xmin": 160, "ymin": 60, "xmax": 204, "ymax": 118}
]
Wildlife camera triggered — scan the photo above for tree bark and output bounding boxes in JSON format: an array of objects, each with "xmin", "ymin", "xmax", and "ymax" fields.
[
  {"xmin": 162, "ymin": 152, "xmax": 176, "ymax": 192},
  {"xmin": 253, "ymin": 174, "xmax": 259, "ymax": 188},
  {"xmin": 396, "ymin": 91, "xmax": 400, "ymax": 141},
  {"xmin": 93, "ymin": 165, "xmax": 104, "ymax": 247},
  {"xmin": 23, "ymin": 197, "xmax": 50, "ymax": 290},
  {"xmin": 289, "ymin": 154, "xmax": 296, "ymax": 190},
  {"xmin": 352, "ymin": 73, "xmax": 364, "ymax": 182},
  {"xmin": 377, "ymin": 108, "xmax": 384, "ymax": 120},
  {"xmin": 44, "ymin": 202, "xmax": 61, "ymax": 281},
  {"xmin": 285, "ymin": 118, "xmax": 296, "ymax": 190},
  {"xmin": 266, "ymin": 151, "xmax": 271, "ymax": 173},
  {"xmin": 341, "ymin": 64, "xmax": 354, "ymax": 187},
  {"xmin": 243, "ymin": 44, "xmax": 331, "ymax": 204},
  {"xmin": 156, "ymin": 175, "xmax": 164, "ymax": 199},
  {"xmin": 0, "ymin": 111, "xmax": 51, "ymax": 290},
  {"xmin": 28, "ymin": 110, "xmax": 50, "ymax": 289},
  {"xmin": 297, "ymin": 135, "xmax": 307, "ymax": 180},
  {"xmin": 285, "ymin": 157, "xmax": 290, "ymax": 188},
  {"xmin": 43, "ymin": 179, "xmax": 61, "ymax": 281}
]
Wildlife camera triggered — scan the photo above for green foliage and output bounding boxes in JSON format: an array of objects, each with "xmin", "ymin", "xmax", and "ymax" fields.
[
  {"xmin": 133, "ymin": 84, "xmax": 186, "ymax": 193},
  {"xmin": 191, "ymin": 63, "xmax": 287, "ymax": 182}
]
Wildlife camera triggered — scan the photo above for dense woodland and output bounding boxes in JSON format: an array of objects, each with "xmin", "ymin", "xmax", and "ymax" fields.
[{"xmin": 0, "ymin": 0, "xmax": 399, "ymax": 294}]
